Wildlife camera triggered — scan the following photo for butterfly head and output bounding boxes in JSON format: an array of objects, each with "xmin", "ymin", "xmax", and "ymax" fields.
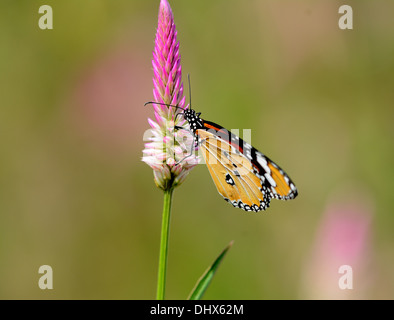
[{"xmin": 183, "ymin": 108, "xmax": 204, "ymax": 132}]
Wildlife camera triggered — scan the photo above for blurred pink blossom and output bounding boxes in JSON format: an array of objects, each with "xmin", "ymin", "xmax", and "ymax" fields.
[
  {"xmin": 69, "ymin": 45, "xmax": 151, "ymax": 161},
  {"xmin": 301, "ymin": 200, "xmax": 373, "ymax": 299}
]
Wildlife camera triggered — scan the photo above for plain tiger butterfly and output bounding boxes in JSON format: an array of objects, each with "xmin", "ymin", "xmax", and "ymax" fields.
[{"xmin": 146, "ymin": 82, "xmax": 298, "ymax": 212}]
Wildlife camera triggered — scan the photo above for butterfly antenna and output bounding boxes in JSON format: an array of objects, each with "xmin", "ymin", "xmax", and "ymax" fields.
[
  {"xmin": 144, "ymin": 101, "xmax": 181, "ymax": 111},
  {"xmin": 187, "ymin": 74, "xmax": 192, "ymax": 109}
]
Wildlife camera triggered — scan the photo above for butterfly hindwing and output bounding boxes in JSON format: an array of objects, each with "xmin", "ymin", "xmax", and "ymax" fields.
[{"xmin": 197, "ymin": 129, "xmax": 271, "ymax": 212}]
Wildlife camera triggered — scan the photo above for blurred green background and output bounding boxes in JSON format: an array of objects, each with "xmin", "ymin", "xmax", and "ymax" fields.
[{"xmin": 0, "ymin": 0, "xmax": 393, "ymax": 299}]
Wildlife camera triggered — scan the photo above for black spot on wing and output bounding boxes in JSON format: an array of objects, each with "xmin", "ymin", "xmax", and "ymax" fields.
[{"xmin": 225, "ymin": 173, "xmax": 235, "ymax": 186}]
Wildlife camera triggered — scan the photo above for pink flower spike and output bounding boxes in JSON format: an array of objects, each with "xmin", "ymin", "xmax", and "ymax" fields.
[
  {"xmin": 147, "ymin": 118, "xmax": 160, "ymax": 131},
  {"xmin": 154, "ymin": 112, "xmax": 166, "ymax": 128},
  {"xmin": 142, "ymin": 0, "xmax": 199, "ymax": 190},
  {"xmin": 163, "ymin": 136, "xmax": 172, "ymax": 144}
]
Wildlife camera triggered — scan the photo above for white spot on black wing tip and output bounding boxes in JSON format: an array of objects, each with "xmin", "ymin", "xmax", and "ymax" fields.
[{"xmin": 264, "ymin": 173, "xmax": 277, "ymax": 187}]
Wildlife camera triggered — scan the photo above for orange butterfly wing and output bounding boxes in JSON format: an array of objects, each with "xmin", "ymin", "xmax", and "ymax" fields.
[{"xmin": 197, "ymin": 129, "xmax": 271, "ymax": 212}]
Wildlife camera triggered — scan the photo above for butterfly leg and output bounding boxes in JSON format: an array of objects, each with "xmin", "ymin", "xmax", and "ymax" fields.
[
  {"xmin": 174, "ymin": 136, "xmax": 208, "ymax": 165},
  {"xmin": 171, "ymin": 125, "xmax": 195, "ymax": 165},
  {"xmin": 175, "ymin": 136, "xmax": 197, "ymax": 165}
]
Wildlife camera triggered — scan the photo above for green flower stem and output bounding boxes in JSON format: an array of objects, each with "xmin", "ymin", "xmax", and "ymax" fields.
[{"xmin": 156, "ymin": 187, "xmax": 174, "ymax": 300}]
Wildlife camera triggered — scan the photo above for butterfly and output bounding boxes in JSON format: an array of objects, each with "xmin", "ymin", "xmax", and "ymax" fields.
[{"xmin": 145, "ymin": 84, "xmax": 297, "ymax": 212}]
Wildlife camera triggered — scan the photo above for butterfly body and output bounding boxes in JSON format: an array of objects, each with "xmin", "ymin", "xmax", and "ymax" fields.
[{"xmin": 182, "ymin": 108, "xmax": 298, "ymax": 212}]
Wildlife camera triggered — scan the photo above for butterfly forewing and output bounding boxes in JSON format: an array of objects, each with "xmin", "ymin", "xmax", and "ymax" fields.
[{"xmin": 250, "ymin": 150, "xmax": 298, "ymax": 200}]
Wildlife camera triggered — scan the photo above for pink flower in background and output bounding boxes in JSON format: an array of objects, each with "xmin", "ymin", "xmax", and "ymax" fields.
[
  {"xmin": 301, "ymin": 200, "xmax": 373, "ymax": 299},
  {"xmin": 142, "ymin": 0, "xmax": 198, "ymax": 190}
]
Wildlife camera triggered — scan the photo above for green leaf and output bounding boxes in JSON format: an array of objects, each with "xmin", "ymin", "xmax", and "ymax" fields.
[{"xmin": 187, "ymin": 241, "xmax": 234, "ymax": 300}]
